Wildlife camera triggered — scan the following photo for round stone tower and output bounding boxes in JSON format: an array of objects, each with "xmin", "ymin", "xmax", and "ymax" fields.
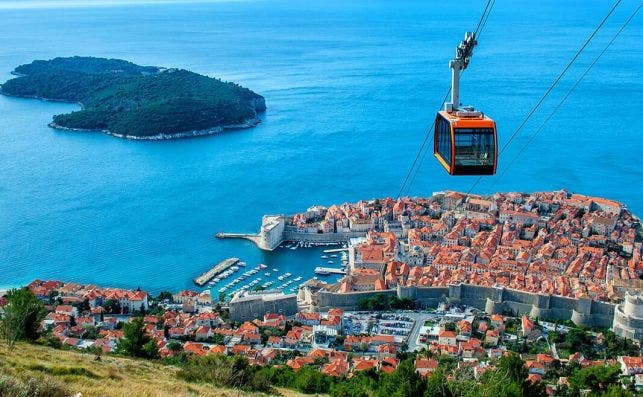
[{"xmin": 612, "ymin": 292, "xmax": 643, "ymax": 341}]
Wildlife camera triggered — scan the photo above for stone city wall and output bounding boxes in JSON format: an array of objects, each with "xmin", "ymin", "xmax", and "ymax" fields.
[{"xmin": 314, "ymin": 283, "xmax": 616, "ymax": 328}]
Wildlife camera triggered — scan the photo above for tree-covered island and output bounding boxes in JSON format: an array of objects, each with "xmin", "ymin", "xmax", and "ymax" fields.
[{"xmin": 0, "ymin": 56, "xmax": 266, "ymax": 139}]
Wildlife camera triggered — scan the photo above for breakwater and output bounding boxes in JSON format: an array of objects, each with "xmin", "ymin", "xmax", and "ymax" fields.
[
  {"xmin": 193, "ymin": 257, "xmax": 239, "ymax": 286},
  {"xmin": 314, "ymin": 283, "xmax": 617, "ymax": 329}
]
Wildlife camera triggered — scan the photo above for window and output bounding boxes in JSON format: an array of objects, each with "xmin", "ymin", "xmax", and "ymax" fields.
[
  {"xmin": 437, "ymin": 117, "xmax": 452, "ymax": 166},
  {"xmin": 453, "ymin": 128, "xmax": 494, "ymax": 166}
]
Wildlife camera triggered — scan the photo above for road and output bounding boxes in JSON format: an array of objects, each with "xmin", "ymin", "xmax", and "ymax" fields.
[{"xmin": 403, "ymin": 311, "xmax": 442, "ymax": 351}]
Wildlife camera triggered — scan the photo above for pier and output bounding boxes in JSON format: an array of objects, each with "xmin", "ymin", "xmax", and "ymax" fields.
[
  {"xmin": 194, "ymin": 257, "xmax": 240, "ymax": 286},
  {"xmin": 323, "ymin": 248, "xmax": 349, "ymax": 253},
  {"xmin": 314, "ymin": 266, "xmax": 347, "ymax": 276},
  {"xmin": 216, "ymin": 232, "xmax": 265, "ymax": 246}
]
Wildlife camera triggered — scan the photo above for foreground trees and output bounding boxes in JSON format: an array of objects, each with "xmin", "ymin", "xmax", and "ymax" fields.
[
  {"xmin": 115, "ymin": 317, "xmax": 159, "ymax": 359},
  {"xmin": 0, "ymin": 288, "xmax": 45, "ymax": 349}
]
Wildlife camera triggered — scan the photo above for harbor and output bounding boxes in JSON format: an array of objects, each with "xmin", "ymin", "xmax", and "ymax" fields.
[
  {"xmin": 213, "ymin": 264, "xmax": 307, "ymax": 297},
  {"xmin": 191, "ymin": 245, "xmax": 349, "ymax": 300},
  {"xmin": 193, "ymin": 257, "xmax": 239, "ymax": 286}
]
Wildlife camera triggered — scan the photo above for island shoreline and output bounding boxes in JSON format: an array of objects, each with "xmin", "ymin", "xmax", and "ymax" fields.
[
  {"xmin": 47, "ymin": 117, "xmax": 261, "ymax": 141},
  {"xmin": 0, "ymin": 86, "xmax": 263, "ymax": 141}
]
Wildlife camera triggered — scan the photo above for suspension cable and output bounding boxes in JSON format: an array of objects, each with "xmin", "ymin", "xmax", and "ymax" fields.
[
  {"xmin": 404, "ymin": 0, "xmax": 496, "ymax": 196},
  {"xmin": 491, "ymin": 2, "xmax": 642, "ymax": 188},
  {"xmin": 465, "ymin": 0, "xmax": 622, "ymax": 196},
  {"xmin": 396, "ymin": 0, "xmax": 494, "ymax": 199}
]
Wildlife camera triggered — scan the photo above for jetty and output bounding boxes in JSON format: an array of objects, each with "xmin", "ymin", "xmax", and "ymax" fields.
[
  {"xmin": 314, "ymin": 267, "xmax": 347, "ymax": 276},
  {"xmin": 194, "ymin": 257, "xmax": 240, "ymax": 286},
  {"xmin": 323, "ymin": 247, "xmax": 349, "ymax": 253}
]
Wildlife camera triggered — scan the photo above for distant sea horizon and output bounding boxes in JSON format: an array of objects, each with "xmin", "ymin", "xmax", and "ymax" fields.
[{"xmin": 1, "ymin": 0, "xmax": 641, "ymax": 294}]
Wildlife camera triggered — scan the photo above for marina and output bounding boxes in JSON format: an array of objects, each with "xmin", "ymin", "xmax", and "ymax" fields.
[
  {"xmin": 193, "ymin": 257, "xmax": 239, "ymax": 286},
  {"xmin": 192, "ymin": 248, "xmax": 346, "ymax": 300}
]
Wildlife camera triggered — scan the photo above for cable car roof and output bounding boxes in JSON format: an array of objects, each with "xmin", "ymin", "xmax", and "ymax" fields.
[{"xmin": 437, "ymin": 109, "xmax": 495, "ymax": 129}]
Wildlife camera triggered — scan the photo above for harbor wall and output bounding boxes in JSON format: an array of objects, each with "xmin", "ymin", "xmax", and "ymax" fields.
[
  {"xmin": 315, "ymin": 283, "xmax": 616, "ymax": 328},
  {"xmin": 283, "ymin": 229, "xmax": 367, "ymax": 244},
  {"xmin": 221, "ymin": 215, "xmax": 368, "ymax": 251}
]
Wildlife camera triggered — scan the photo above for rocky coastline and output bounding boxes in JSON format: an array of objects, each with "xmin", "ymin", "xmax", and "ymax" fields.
[{"xmin": 48, "ymin": 117, "xmax": 261, "ymax": 140}]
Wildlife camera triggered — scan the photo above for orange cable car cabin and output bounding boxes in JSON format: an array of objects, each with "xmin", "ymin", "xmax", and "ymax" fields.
[
  {"xmin": 434, "ymin": 31, "xmax": 497, "ymax": 176},
  {"xmin": 434, "ymin": 108, "xmax": 497, "ymax": 175}
]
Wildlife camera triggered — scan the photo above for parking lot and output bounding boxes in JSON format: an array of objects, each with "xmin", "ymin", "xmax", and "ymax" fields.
[{"xmin": 343, "ymin": 312, "xmax": 415, "ymax": 343}]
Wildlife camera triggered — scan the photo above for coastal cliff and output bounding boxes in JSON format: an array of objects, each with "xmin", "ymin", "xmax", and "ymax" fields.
[{"xmin": 0, "ymin": 56, "xmax": 266, "ymax": 140}]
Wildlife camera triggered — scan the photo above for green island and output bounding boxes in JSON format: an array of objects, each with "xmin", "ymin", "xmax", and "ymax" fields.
[{"xmin": 0, "ymin": 56, "xmax": 266, "ymax": 139}]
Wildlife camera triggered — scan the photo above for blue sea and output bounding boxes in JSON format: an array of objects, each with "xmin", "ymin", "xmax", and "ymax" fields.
[{"xmin": 0, "ymin": 0, "xmax": 641, "ymax": 294}]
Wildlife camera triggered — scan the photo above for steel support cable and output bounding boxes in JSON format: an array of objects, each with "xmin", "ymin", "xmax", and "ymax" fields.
[
  {"xmin": 491, "ymin": 2, "xmax": 642, "ymax": 189},
  {"xmin": 396, "ymin": 0, "xmax": 494, "ymax": 199},
  {"xmin": 465, "ymin": 0, "xmax": 623, "ymax": 196},
  {"xmin": 408, "ymin": 0, "xmax": 496, "ymax": 190}
]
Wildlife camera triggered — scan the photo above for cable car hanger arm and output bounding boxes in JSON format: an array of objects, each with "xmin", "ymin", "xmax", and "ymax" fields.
[{"xmin": 446, "ymin": 32, "xmax": 477, "ymax": 112}]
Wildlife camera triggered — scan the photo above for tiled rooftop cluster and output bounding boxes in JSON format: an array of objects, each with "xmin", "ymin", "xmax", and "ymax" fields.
[
  {"xmin": 5, "ymin": 279, "xmax": 639, "ymax": 392},
  {"xmin": 292, "ymin": 191, "xmax": 642, "ymax": 301}
]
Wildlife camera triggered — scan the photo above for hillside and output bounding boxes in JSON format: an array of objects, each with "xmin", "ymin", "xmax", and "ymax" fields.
[
  {"xmin": 0, "ymin": 342, "xmax": 302, "ymax": 397},
  {"xmin": 0, "ymin": 56, "xmax": 266, "ymax": 139}
]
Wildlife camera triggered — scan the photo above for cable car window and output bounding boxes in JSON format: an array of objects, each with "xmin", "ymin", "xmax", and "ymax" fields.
[
  {"xmin": 454, "ymin": 128, "xmax": 494, "ymax": 166},
  {"xmin": 437, "ymin": 117, "xmax": 451, "ymax": 166}
]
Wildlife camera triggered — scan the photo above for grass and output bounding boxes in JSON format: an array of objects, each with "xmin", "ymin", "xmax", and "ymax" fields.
[{"xmin": 0, "ymin": 342, "xmax": 308, "ymax": 397}]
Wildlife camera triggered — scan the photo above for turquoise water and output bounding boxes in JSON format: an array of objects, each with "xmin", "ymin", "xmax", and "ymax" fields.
[{"xmin": 1, "ymin": 0, "xmax": 641, "ymax": 293}]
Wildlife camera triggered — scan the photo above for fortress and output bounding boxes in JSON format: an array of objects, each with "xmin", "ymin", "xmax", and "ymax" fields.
[
  {"xmin": 220, "ymin": 192, "xmax": 643, "ymax": 340},
  {"xmin": 218, "ymin": 214, "xmax": 366, "ymax": 251},
  {"xmin": 612, "ymin": 292, "xmax": 643, "ymax": 340}
]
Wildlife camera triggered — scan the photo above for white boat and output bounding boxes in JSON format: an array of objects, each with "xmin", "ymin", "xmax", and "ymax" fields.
[
  {"xmin": 272, "ymin": 268, "xmax": 278, "ymax": 272},
  {"xmin": 238, "ymin": 261, "xmax": 247, "ymax": 267},
  {"xmin": 330, "ymin": 254, "xmax": 338, "ymax": 258},
  {"xmin": 285, "ymin": 273, "xmax": 292, "ymax": 277},
  {"xmin": 328, "ymin": 260, "xmax": 334, "ymax": 264},
  {"xmin": 265, "ymin": 272, "xmax": 271, "ymax": 277},
  {"xmin": 294, "ymin": 276, "xmax": 302, "ymax": 282},
  {"xmin": 321, "ymin": 255, "xmax": 328, "ymax": 259}
]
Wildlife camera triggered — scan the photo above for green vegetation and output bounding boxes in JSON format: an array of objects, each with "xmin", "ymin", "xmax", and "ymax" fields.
[
  {"xmin": 550, "ymin": 327, "xmax": 639, "ymax": 360},
  {"xmin": 0, "ymin": 373, "xmax": 69, "ymax": 397},
  {"xmin": 1, "ymin": 56, "xmax": 265, "ymax": 138},
  {"xmin": 1, "ymin": 342, "xmax": 283, "ymax": 397},
  {"xmin": 254, "ymin": 354, "xmax": 548, "ymax": 397},
  {"xmin": 177, "ymin": 354, "xmax": 271, "ymax": 393},
  {"xmin": 357, "ymin": 294, "xmax": 415, "ymax": 311},
  {"xmin": 114, "ymin": 317, "xmax": 159, "ymax": 359},
  {"xmin": 0, "ymin": 288, "xmax": 45, "ymax": 349}
]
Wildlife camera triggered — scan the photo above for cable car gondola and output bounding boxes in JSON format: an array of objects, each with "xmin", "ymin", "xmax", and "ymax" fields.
[{"xmin": 434, "ymin": 32, "xmax": 497, "ymax": 176}]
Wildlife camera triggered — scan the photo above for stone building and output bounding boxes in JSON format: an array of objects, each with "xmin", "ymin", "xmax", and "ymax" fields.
[
  {"xmin": 258, "ymin": 215, "xmax": 285, "ymax": 250},
  {"xmin": 229, "ymin": 289, "xmax": 297, "ymax": 322}
]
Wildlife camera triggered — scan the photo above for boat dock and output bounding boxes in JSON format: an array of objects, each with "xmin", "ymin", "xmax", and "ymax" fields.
[
  {"xmin": 314, "ymin": 266, "xmax": 347, "ymax": 275},
  {"xmin": 194, "ymin": 257, "xmax": 240, "ymax": 286},
  {"xmin": 323, "ymin": 247, "xmax": 349, "ymax": 253}
]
